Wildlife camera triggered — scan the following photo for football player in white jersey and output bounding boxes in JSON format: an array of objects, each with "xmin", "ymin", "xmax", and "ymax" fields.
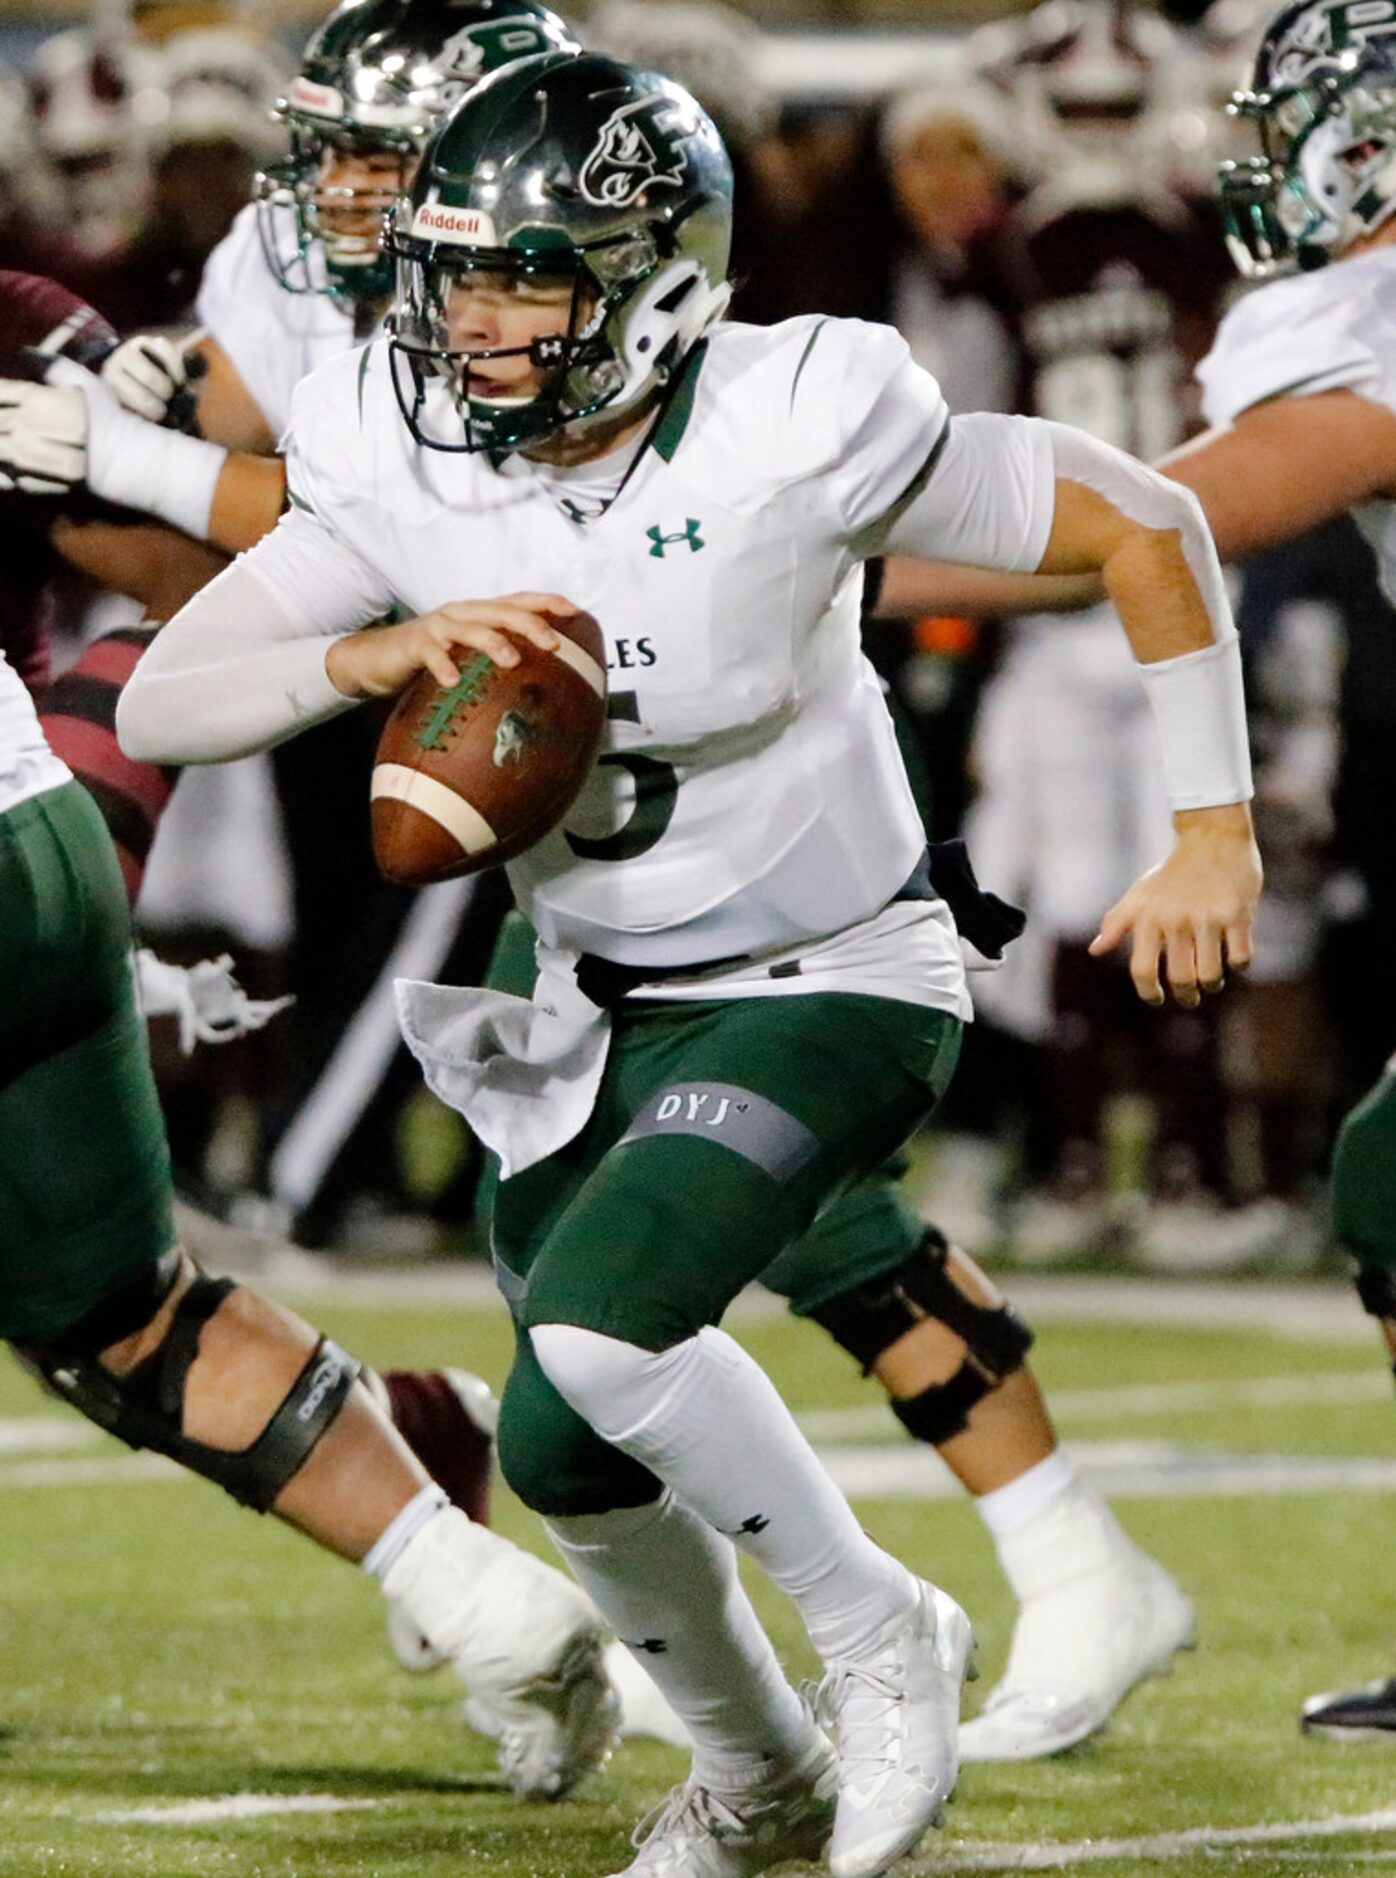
[
  {"xmin": 0, "ymin": 0, "xmax": 1206, "ymax": 1772},
  {"xmin": 873, "ymin": 0, "xmax": 1396, "ymax": 1753},
  {"xmin": 117, "ymin": 51, "xmax": 1261, "ymax": 1878}
]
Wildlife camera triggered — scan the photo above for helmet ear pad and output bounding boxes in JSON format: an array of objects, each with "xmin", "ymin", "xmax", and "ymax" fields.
[
  {"xmin": 596, "ymin": 255, "xmax": 731, "ymax": 410},
  {"xmin": 1281, "ymin": 98, "xmax": 1396, "ymax": 259}
]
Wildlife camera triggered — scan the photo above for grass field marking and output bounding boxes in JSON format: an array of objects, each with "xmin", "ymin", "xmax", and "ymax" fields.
[
  {"xmin": 999, "ymin": 1277, "xmax": 1370, "ymax": 1341},
  {"xmin": 817, "ymin": 1439, "xmax": 1396, "ymax": 1501},
  {"xmin": 0, "ymin": 1453, "xmax": 177, "ymax": 1489},
  {"xmin": 92, "ymin": 1793, "xmax": 381, "ymax": 1825},
  {"xmin": 798, "ymin": 1369, "xmax": 1389, "ymax": 1442},
  {"xmin": 0, "ymin": 1415, "xmax": 104, "ymax": 1455},
  {"xmin": 928, "ymin": 1804, "xmax": 1396, "ymax": 1871},
  {"xmin": 12, "ymin": 1439, "xmax": 1396, "ymax": 1501},
  {"xmin": 251, "ymin": 1265, "xmax": 1371, "ymax": 1338}
]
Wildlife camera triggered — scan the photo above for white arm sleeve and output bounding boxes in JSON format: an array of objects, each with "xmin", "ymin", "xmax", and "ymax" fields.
[
  {"xmin": 881, "ymin": 410, "xmax": 1057, "ymax": 572},
  {"xmin": 116, "ymin": 503, "xmax": 396, "ymax": 764}
]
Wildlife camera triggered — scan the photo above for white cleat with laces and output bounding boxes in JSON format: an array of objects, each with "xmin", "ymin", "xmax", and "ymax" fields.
[
  {"xmin": 818, "ymin": 1579, "xmax": 975, "ymax": 1878},
  {"xmin": 605, "ymin": 1728, "xmax": 838, "ymax": 1877}
]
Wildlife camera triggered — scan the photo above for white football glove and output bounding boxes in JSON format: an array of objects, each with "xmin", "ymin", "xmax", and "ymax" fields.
[
  {"xmin": 46, "ymin": 356, "xmax": 227, "ymax": 540},
  {"xmin": 101, "ymin": 332, "xmax": 189, "ymax": 424},
  {"xmin": 0, "ymin": 379, "xmax": 87, "ymax": 497},
  {"xmin": 134, "ymin": 948, "xmax": 295, "ymax": 1055}
]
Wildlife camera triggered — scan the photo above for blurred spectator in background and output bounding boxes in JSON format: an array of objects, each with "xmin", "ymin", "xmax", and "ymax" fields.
[
  {"xmin": 880, "ymin": 73, "xmax": 1019, "ymax": 413},
  {"xmin": 28, "ymin": 0, "xmax": 286, "ymax": 326},
  {"xmin": 889, "ymin": 0, "xmax": 1265, "ymax": 1267}
]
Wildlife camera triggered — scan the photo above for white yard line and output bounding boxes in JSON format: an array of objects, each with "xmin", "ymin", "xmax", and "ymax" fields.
[
  {"xmin": 924, "ymin": 1806, "xmax": 1396, "ymax": 1872},
  {"xmin": 5, "ymin": 1433, "xmax": 1396, "ymax": 1500},
  {"xmin": 819, "ymin": 1440, "xmax": 1396, "ymax": 1502},
  {"xmin": 797, "ymin": 1369, "xmax": 1389, "ymax": 1442},
  {"xmin": 93, "ymin": 1793, "xmax": 379, "ymax": 1826},
  {"xmin": 0, "ymin": 1454, "xmax": 176, "ymax": 1489},
  {"xmin": 972, "ymin": 1275, "xmax": 1373, "ymax": 1342},
  {"xmin": 218, "ymin": 1260, "xmax": 1373, "ymax": 1341},
  {"xmin": 84, "ymin": 1799, "xmax": 1396, "ymax": 1859},
  {"xmin": 0, "ymin": 1416, "xmax": 102, "ymax": 1455}
]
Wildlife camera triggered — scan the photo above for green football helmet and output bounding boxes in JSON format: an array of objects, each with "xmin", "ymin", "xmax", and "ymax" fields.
[
  {"xmin": 386, "ymin": 50, "xmax": 733, "ymax": 454},
  {"xmin": 1219, "ymin": 0, "xmax": 1396, "ymax": 276},
  {"xmin": 255, "ymin": 0, "xmax": 577, "ymax": 302}
]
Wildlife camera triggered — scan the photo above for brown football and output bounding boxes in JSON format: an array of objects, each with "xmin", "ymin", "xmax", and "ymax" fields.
[{"xmin": 370, "ymin": 609, "xmax": 608, "ymax": 886}]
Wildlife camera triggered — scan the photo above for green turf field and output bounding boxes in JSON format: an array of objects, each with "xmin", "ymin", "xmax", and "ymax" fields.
[{"xmin": 3, "ymin": 1276, "xmax": 1395, "ymax": 1878}]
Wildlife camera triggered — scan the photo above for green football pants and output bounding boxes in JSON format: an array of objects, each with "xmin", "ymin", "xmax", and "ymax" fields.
[
  {"xmin": 0, "ymin": 781, "xmax": 174, "ymax": 1342},
  {"xmin": 482, "ymin": 909, "xmax": 932, "ymax": 1316},
  {"xmin": 1332, "ymin": 1063, "xmax": 1396, "ymax": 1288},
  {"xmin": 490, "ymin": 981, "xmax": 961, "ymax": 1515}
]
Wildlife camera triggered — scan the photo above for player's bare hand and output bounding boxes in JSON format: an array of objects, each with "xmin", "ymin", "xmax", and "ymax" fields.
[
  {"xmin": 325, "ymin": 595, "xmax": 571, "ymax": 699},
  {"xmin": 1088, "ymin": 802, "xmax": 1262, "ymax": 1008}
]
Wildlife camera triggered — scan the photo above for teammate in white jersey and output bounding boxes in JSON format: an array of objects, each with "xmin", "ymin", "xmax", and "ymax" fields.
[
  {"xmin": 0, "ymin": 0, "xmax": 582, "ymax": 557},
  {"xmin": 118, "ymin": 51, "xmax": 1260, "ymax": 1878},
  {"xmin": 870, "ymin": 0, "xmax": 1396, "ymax": 1753}
]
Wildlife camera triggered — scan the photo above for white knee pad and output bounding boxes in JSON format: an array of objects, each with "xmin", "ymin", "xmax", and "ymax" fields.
[{"xmin": 531, "ymin": 1324, "xmax": 701, "ymax": 1446}]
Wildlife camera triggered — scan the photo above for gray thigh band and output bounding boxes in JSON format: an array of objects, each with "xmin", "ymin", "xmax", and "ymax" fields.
[{"xmin": 618, "ymin": 1081, "xmax": 818, "ymax": 1181}]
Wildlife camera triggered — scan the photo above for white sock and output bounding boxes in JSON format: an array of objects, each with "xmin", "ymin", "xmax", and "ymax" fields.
[
  {"xmin": 548, "ymin": 1492, "xmax": 817, "ymax": 1792},
  {"xmin": 976, "ymin": 1448, "xmax": 1077, "ymax": 1541},
  {"xmin": 363, "ymin": 1484, "xmax": 451, "ymax": 1579},
  {"xmin": 990, "ymin": 1464, "xmax": 1140, "ymax": 1606},
  {"xmin": 532, "ymin": 1323, "xmax": 916, "ymax": 1665}
]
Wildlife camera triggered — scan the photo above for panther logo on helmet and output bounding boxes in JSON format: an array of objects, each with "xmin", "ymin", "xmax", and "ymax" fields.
[{"xmin": 579, "ymin": 97, "xmax": 694, "ymax": 208}]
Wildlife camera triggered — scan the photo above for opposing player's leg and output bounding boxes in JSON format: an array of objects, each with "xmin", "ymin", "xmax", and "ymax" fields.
[
  {"xmin": 1302, "ymin": 1063, "xmax": 1396, "ymax": 1739},
  {"xmin": 764, "ymin": 1184, "xmax": 1194, "ymax": 1761},
  {"xmin": 494, "ymin": 989, "xmax": 973, "ymax": 1878},
  {"xmin": 43, "ymin": 624, "xmax": 511, "ymax": 1656},
  {"xmin": 0, "ymin": 779, "xmax": 615, "ymax": 1798}
]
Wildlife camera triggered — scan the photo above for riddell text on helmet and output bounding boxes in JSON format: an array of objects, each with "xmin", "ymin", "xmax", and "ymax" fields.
[{"xmin": 411, "ymin": 204, "xmax": 498, "ymax": 246}]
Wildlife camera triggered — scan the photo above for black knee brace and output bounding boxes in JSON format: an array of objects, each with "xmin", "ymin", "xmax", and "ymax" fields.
[
  {"xmin": 809, "ymin": 1229, "xmax": 1035, "ymax": 1445},
  {"xmin": 20, "ymin": 1267, "xmax": 359, "ymax": 1513}
]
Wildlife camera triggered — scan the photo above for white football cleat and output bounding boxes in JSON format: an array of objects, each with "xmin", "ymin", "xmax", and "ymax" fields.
[
  {"xmin": 958, "ymin": 1550, "xmax": 1195, "ymax": 1762},
  {"xmin": 605, "ymin": 1728, "xmax": 838, "ymax": 1877},
  {"xmin": 819, "ymin": 1580, "xmax": 974, "ymax": 1878},
  {"xmin": 603, "ymin": 1638, "xmax": 693, "ymax": 1749}
]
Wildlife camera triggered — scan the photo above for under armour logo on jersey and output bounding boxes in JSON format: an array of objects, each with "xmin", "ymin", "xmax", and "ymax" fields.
[
  {"xmin": 646, "ymin": 518, "xmax": 704, "ymax": 557},
  {"xmin": 580, "ymin": 97, "xmax": 695, "ymax": 208},
  {"xmin": 627, "ymin": 1637, "xmax": 669, "ymax": 1654}
]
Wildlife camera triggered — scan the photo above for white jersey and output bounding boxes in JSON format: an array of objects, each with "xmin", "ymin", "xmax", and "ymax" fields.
[
  {"xmin": 0, "ymin": 654, "xmax": 70, "ymax": 817},
  {"xmin": 1196, "ymin": 245, "xmax": 1396, "ymax": 604},
  {"xmin": 195, "ymin": 202, "xmax": 356, "ymax": 441},
  {"xmin": 238, "ymin": 315, "xmax": 1055, "ymax": 1009}
]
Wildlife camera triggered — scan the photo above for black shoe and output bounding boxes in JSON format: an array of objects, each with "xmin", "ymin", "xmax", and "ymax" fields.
[{"xmin": 1301, "ymin": 1677, "xmax": 1396, "ymax": 1739}]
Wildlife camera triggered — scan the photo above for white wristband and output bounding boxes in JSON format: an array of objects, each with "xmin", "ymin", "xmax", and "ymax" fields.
[
  {"xmin": 1138, "ymin": 632, "xmax": 1254, "ymax": 812},
  {"xmin": 49, "ymin": 355, "xmax": 227, "ymax": 541}
]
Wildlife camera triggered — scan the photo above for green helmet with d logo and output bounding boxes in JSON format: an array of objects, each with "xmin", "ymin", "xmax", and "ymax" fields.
[{"xmin": 255, "ymin": 0, "xmax": 577, "ymax": 302}]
